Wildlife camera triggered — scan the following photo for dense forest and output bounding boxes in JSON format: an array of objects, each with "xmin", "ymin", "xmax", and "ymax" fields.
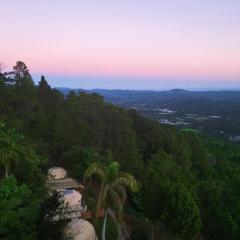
[{"xmin": 1, "ymin": 62, "xmax": 240, "ymax": 239}]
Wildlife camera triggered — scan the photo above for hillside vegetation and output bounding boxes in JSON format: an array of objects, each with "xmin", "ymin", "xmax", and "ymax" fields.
[
  {"xmin": 1, "ymin": 62, "xmax": 240, "ymax": 239},
  {"xmin": 59, "ymin": 88, "xmax": 240, "ymax": 142}
]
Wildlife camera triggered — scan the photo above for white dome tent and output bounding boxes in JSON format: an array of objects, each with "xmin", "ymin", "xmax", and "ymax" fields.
[
  {"xmin": 48, "ymin": 167, "xmax": 67, "ymax": 180},
  {"xmin": 47, "ymin": 167, "xmax": 91, "ymax": 237},
  {"xmin": 64, "ymin": 219, "xmax": 97, "ymax": 240},
  {"xmin": 63, "ymin": 189, "xmax": 82, "ymax": 207}
]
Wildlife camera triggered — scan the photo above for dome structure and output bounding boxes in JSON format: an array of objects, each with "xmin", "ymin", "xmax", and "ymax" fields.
[
  {"xmin": 63, "ymin": 189, "xmax": 82, "ymax": 207},
  {"xmin": 64, "ymin": 219, "xmax": 97, "ymax": 240},
  {"xmin": 48, "ymin": 167, "xmax": 67, "ymax": 180}
]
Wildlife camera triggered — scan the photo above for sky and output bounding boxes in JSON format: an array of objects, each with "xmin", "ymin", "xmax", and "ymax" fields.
[{"xmin": 1, "ymin": 0, "xmax": 240, "ymax": 90}]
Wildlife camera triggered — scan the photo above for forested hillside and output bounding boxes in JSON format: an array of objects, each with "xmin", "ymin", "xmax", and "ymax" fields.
[
  {"xmin": 58, "ymin": 88, "xmax": 240, "ymax": 142},
  {"xmin": 1, "ymin": 62, "xmax": 240, "ymax": 240}
]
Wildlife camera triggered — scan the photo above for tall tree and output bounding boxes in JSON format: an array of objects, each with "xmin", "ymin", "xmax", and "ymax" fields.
[
  {"xmin": 0, "ymin": 63, "xmax": 6, "ymax": 87},
  {"xmin": 38, "ymin": 75, "xmax": 53, "ymax": 110},
  {"xmin": 0, "ymin": 123, "xmax": 24, "ymax": 177},
  {"xmin": 84, "ymin": 161, "xmax": 138, "ymax": 240},
  {"xmin": 13, "ymin": 61, "xmax": 33, "ymax": 86}
]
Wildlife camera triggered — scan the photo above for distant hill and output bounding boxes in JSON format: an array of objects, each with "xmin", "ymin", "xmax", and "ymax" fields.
[
  {"xmin": 57, "ymin": 87, "xmax": 240, "ymax": 142},
  {"xmin": 57, "ymin": 87, "xmax": 240, "ymax": 102}
]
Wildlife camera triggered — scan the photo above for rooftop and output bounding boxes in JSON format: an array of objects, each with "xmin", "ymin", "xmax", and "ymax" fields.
[{"xmin": 47, "ymin": 177, "xmax": 84, "ymax": 191}]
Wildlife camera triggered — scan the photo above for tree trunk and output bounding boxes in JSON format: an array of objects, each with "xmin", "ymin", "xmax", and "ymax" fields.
[
  {"xmin": 97, "ymin": 183, "xmax": 104, "ymax": 211},
  {"xmin": 151, "ymin": 224, "xmax": 154, "ymax": 240},
  {"xmin": 5, "ymin": 164, "xmax": 8, "ymax": 177},
  {"xmin": 102, "ymin": 209, "xmax": 108, "ymax": 240},
  {"xmin": 108, "ymin": 209, "xmax": 126, "ymax": 240}
]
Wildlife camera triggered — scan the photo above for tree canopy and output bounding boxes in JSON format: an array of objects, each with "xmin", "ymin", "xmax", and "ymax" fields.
[{"xmin": 1, "ymin": 61, "xmax": 240, "ymax": 239}]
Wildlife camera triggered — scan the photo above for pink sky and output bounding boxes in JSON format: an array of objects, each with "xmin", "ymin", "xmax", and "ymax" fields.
[{"xmin": 1, "ymin": 0, "xmax": 240, "ymax": 89}]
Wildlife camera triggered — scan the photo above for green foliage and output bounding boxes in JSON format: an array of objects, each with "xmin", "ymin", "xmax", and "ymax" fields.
[
  {"xmin": 131, "ymin": 222, "xmax": 150, "ymax": 240},
  {"xmin": 129, "ymin": 217, "xmax": 156, "ymax": 240},
  {"xmin": 142, "ymin": 152, "xmax": 201, "ymax": 239},
  {"xmin": 125, "ymin": 191, "xmax": 145, "ymax": 217},
  {"xmin": 0, "ymin": 124, "xmax": 24, "ymax": 177},
  {"xmin": 64, "ymin": 147, "xmax": 102, "ymax": 181},
  {"xmin": 0, "ymin": 122, "xmax": 64, "ymax": 240},
  {"xmin": 162, "ymin": 183, "xmax": 201, "ymax": 240},
  {"xmin": 198, "ymin": 179, "xmax": 239, "ymax": 240},
  {"xmin": 0, "ymin": 176, "xmax": 42, "ymax": 240}
]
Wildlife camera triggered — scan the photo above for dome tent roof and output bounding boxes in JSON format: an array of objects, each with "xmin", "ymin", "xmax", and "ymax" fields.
[
  {"xmin": 48, "ymin": 167, "xmax": 67, "ymax": 180},
  {"xmin": 63, "ymin": 189, "xmax": 82, "ymax": 207},
  {"xmin": 64, "ymin": 219, "xmax": 97, "ymax": 240}
]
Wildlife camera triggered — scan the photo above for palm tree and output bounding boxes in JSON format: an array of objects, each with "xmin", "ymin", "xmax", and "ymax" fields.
[
  {"xmin": 0, "ymin": 124, "xmax": 24, "ymax": 177},
  {"xmin": 84, "ymin": 161, "xmax": 138, "ymax": 240}
]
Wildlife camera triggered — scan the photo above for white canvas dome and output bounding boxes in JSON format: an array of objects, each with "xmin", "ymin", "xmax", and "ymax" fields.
[
  {"xmin": 63, "ymin": 189, "xmax": 82, "ymax": 207},
  {"xmin": 48, "ymin": 167, "xmax": 67, "ymax": 180},
  {"xmin": 64, "ymin": 219, "xmax": 97, "ymax": 240}
]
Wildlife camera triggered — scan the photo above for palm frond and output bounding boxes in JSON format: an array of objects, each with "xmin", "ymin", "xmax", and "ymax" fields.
[
  {"xmin": 114, "ymin": 172, "xmax": 138, "ymax": 192},
  {"xmin": 0, "ymin": 148, "xmax": 19, "ymax": 165},
  {"xmin": 108, "ymin": 190, "xmax": 124, "ymax": 222},
  {"xmin": 111, "ymin": 183, "xmax": 127, "ymax": 203},
  {"xmin": 101, "ymin": 183, "xmax": 110, "ymax": 208},
  {"xmin": 83, "ymin": 162, "xmax": 105, "ymax": 183},
  {"xmin": 105, "ymin": 161, "xmax": 120, "ymax": 183}
]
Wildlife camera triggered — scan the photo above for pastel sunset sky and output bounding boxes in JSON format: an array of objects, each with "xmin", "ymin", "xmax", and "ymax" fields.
[{"xmin": 1, "ymin": 0, "xmax": 240, "ymax": 89}]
